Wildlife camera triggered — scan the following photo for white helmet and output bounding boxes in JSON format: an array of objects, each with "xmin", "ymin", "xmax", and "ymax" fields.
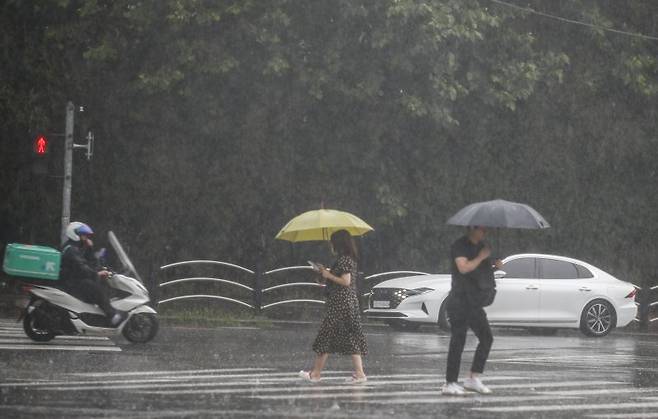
[{"xmin": 65, "ymin": 221, "xmax": 94, "ymax": 242}]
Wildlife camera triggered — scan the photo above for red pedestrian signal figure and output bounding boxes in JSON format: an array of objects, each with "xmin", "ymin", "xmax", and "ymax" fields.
[{"xmin": 34, "ymin": 135, "xmax": 48, "ymax": 155}]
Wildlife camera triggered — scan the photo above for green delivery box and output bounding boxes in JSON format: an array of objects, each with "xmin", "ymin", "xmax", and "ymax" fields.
[{"xmin": 2, "ymin": 243, "xmax": 61, "ymax": 280}]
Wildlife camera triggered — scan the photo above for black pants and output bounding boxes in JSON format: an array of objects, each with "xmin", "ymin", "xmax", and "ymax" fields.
[
  {"xmin": 445, "ymin": 294, "xmax": 493, "ymax": 383},
  {"xmin": 68, "ymin": 278, "xmax": 116, "ymax": 317}
]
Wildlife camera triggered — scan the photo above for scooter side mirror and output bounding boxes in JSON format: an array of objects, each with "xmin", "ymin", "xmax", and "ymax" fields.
[{"xmin": 95, "ymin": 248, "xmax": 108, "ymax": 266}]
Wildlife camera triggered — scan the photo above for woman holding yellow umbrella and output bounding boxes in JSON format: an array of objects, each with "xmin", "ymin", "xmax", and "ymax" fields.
[
  {"xmin": 276, "ymin": 209, "xmax": 372, "ymax": 383},
  {"xmin": 299, "ymin": 229, "xmax": 368, "ymax": 383}
]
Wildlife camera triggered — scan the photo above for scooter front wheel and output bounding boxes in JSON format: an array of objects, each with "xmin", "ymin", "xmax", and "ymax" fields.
[
  {"xmin": 23, "ymin": 311, "xmax": 55, "ymax": 342},
  {"xmin": 122, "ymin": 313, "xmax": 158, "ymax": 343}
]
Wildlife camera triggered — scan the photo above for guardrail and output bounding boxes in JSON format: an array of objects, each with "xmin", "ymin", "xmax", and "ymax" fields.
[
  {"xmin": 158, "ymin": 262, "xmax": 657, "ymax": 329},
  {"xmin": 158, "ymin": 260, "xmax": 429, "ymax": 312}
]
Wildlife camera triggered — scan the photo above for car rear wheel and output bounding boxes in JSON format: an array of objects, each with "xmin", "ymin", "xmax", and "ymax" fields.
[
  {"xmin": 385, "ymin": 319, "xmax": 420, "ymax": 332},
  {"xmin": 580, "ymin": 299, "xmax": 616, "ymax": 337}
]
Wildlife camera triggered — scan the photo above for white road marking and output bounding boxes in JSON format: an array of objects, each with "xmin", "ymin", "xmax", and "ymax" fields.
[
  {"xmin": 3, "ymin": 363, "xmax": 655, "ymax": 417},
  {"xmin": 472, "ymin": 401, "xmax": 658, "ymax": 413},
  {"xmin": 588, "ymin": 414, "xmax": 658, "ymax": 419},
  {"xmin": 486, "ymin": 380, "xmax": 623, "ymax": 389},
  {"xmin": 537, "ymin": 387, "xmax": 658, "ymax": 396},
  {"xmin": 0, "ymin": 335, "xmax": 110, "ymax": 344},
  {"xmin": 250, "ymin": 391, "xmax": 582, "ymax": 402},
  {"xmin": 19, "ymin": 374, "xmax": 526, "ymax": 392},
  {"xmin": 488, "ymin": 354, "xmax": 640, "ymax": 366},
  {"xmin": 68, "ymin": 367, "xmax": 275, "ymax": 377},
  {"xmin": 2, "ymin": 371, "xmax": 349, "ymax": 388},
  {"xmin": 0, "ymin": 344, "xmax": 120, "ymax": 352},
  {"xmin": 354, "ymin": 395, "xmax": 582, "ymax": 404}
]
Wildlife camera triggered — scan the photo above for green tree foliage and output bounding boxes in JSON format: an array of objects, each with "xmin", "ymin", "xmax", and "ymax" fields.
[{"xmin": 1, "ymin": 1, "xmax": 656, "ymax": 289}]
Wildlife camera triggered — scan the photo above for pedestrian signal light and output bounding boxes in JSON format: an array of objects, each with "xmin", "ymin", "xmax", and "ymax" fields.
[{"xmin": 33, "ymin": 135, "xmax": 48, "ymax": 155}]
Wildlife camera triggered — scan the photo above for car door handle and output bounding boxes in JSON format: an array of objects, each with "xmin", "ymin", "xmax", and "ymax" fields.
[
  {"xmin": 579, "ymin": 287, "xmax": 592, "ymax": 292},
  {"xmin": 525, "ymin": 285, "xmax": 539, "ymax": 290}
]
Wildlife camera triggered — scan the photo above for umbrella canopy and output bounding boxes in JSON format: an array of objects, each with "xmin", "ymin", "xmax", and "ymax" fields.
[
  {"xmin": 447, "ymin": 199, "xmax": 550, "ymax": 229},
  {"xmin": 275, "ymin": 209, "xmax": 374, "ymax": 242}
]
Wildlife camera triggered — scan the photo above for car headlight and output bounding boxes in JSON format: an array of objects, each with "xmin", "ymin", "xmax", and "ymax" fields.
[
  {"xmin": 406, "ymin": 287, "xmax": 434, "ymax": 296},
  {"xmin": 394, "ymin": 287, "xmax": 434, "ymax": 300}
]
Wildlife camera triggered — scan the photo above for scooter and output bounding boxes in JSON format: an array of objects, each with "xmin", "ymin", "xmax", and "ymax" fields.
[
  {"xmin": 21, "ymin": 272, "xmax": 158, "ymax": 343},
  {"xmin": 18, "ymin": 231, "xmax": 158, "ymax": 343}
]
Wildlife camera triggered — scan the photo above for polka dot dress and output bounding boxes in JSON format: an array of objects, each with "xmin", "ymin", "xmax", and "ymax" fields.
[{"xmin": 312, "ymin": 255, "xmax": 368, "ymax": 355}]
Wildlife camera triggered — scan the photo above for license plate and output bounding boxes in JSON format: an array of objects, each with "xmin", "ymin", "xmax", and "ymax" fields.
[{"xmin": 373, "ymin": 300, "xmax": 390, "ymax": 309}]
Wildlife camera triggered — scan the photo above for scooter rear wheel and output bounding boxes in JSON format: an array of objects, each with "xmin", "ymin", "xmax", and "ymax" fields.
[
  {"xmin": 122, "ymin": 313, "xmax": 158, "ymax": 343},
  {"xmin": 23, "ymin": 312, "xmax": 55, "ymax": 342}
]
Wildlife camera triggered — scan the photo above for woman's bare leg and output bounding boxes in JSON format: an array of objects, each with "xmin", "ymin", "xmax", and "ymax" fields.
[
  {"xmin": 311, "ymin": 353, "xmax": 329, "ymax": 379},
  {"xmin": 351, "ymin": 354, "xmax": 366, "ymax": 378}
]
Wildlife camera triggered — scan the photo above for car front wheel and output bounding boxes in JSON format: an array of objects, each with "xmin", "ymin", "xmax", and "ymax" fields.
[{"xmin": 580, "ymin": 299, "xmax": 616, "ymax": 337}]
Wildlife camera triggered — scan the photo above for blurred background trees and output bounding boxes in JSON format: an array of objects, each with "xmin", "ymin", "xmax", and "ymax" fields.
[{"xmin": 1, "ymin": 0, "xmax": 656, "ymax": 289}]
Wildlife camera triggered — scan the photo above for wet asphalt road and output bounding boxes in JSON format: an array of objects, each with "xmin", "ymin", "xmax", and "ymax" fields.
[{"xmin": 1, "ymin": 318, "xmax": 658, "ymax": 418}]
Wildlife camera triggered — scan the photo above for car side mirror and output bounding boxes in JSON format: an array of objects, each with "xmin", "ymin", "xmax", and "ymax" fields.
[{"xmin": 494, "ymin": 270, "xmax": 506, "ymax": 279}]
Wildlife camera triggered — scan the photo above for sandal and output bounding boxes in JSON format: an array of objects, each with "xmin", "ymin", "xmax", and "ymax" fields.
[
  {"xmin": 298, "ymin": 370, "xmax": 321, "ymax": 383},
  {"xmin": 345, "ymin": 374, "xmax": 367, "ymax": 384}
]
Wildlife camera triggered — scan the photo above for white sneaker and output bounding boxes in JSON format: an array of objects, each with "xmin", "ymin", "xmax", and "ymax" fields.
[
  {"xmin": 345, "ymin": 374, "xmax": 367, "ymax": 384},
  {"xmin": 298, "ymin": 370, "xmax": 321, "ymax": 383},
  {"xmin": 463, "ymin": 377, "xmax": 492, "ymax": 394},
  {"xmin": 441, "ymin": 382, "xmax": 466, "ymax": 396}
]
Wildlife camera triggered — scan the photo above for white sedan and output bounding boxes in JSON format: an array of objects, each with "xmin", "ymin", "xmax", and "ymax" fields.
[{"xmin": 364, "ymin": 254, "xmax": 638, "ymax": 337}]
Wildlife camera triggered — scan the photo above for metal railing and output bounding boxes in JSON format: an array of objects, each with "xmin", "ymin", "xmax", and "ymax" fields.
[
  {"xmin": 158, "ymin": 260, "xmax": 429, "ymax": 312},
  {"xmin": 158, "ymin": 261, "xmax": 658, "ymax": 329}
]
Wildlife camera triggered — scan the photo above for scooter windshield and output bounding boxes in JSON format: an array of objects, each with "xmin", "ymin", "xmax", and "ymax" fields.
[{"xmin": 108, "ymin": 231, "xmax": 143, "ymax": 284}]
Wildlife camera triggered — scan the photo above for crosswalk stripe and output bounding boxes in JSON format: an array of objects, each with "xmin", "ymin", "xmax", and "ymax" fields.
[
  {"xmin": 68, "ymin": 368, "xmax": 275, "ymax": 377},
  {"xmin": 472, "ymin": 401, "xmax": 658, "ymax": 413},
  {"xmin": 1, "ymin": 371, "xmax": 351, "ymax": 388},
  {"xmin": 0, "ymin": 330, "xmax": 111, "ymax": 339},
  {"xmin": 354, "ymin": 395, "xmax": 581, "ymax": 404},
  {"xmin": 537, "ymin": 387, "xmax": 658, "ymax": 396},
  {"xmin": 486, "ymin": 380, "xmax": 622, "ymax": 389},
  {"xmin": 10, "ymin": 374, "xmax": 526, "ymax": 391},
  {"xmin": 245, "ymin": 381, "xmax": 621, "ymax": 401},
  {"xmin": 0, "ymin": 344, "xmax": 121, "ymax": 352},
  {"xmin": 3, "ymin": 364, "xmax": 657, "ymax": 417},
  {"xmin": 0, "ymin": 324, "xmax": 119, "ymax": 351},
  {"xmin": 588, "ymin": 414, "xmax": 658, "ymax": 419}
]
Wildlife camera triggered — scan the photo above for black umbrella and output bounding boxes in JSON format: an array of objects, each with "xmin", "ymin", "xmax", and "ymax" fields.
[{"xmin": 446, "ymin": 199, "xmax": 550, "ymax": 229}]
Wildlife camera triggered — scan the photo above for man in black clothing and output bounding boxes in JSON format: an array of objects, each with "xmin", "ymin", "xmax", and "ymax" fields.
[
  {"xmin": 60, "ymin": 222, "xmax": 122, "ymax": 326},
  {"xmin": 442, "ymin": 225, "xmax": 502, "ymax": 396}
]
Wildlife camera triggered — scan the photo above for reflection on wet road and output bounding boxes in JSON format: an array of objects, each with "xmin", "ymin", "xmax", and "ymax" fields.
[{"xmin": 1, "ymin": 318, "xmax": 658, "ymax": 418}]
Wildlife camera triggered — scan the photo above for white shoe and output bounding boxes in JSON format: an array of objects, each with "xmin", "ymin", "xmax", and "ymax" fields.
[
  {"xmin": 441, "ymin": 382, "xmax": 466, "ymax": 396},
  {"xmin": 345, "ymin": 374, "xmax": 367, "ymax": 384},
  {"xmin": 463, "ymin": 377, "xmax": 492, "ymax": 394},
  {"xmin": 298, "ymin": 370, "xmax": 320, "ymax": 383}
]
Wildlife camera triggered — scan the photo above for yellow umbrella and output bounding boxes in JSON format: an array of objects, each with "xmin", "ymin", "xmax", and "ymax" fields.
[{"xmin": 275, "ymin": 209, "xmax": 374, "ymax": 242}]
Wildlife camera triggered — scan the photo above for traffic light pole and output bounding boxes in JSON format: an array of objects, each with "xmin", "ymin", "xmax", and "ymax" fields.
[{"xmin": 61, "ymin": 101, "xmax": 74, "ymax": 244}]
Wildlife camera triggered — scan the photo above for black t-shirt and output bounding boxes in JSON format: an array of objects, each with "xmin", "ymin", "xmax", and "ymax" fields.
[{"xmin": 450, "ymin": 235, "xmax": 491, "ymax": 296}]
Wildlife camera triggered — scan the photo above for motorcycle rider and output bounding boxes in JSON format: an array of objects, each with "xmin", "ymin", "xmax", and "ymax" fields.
[{"xmin": 60, "ymin": 222, "xmax": 124, "ymax": 326}]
